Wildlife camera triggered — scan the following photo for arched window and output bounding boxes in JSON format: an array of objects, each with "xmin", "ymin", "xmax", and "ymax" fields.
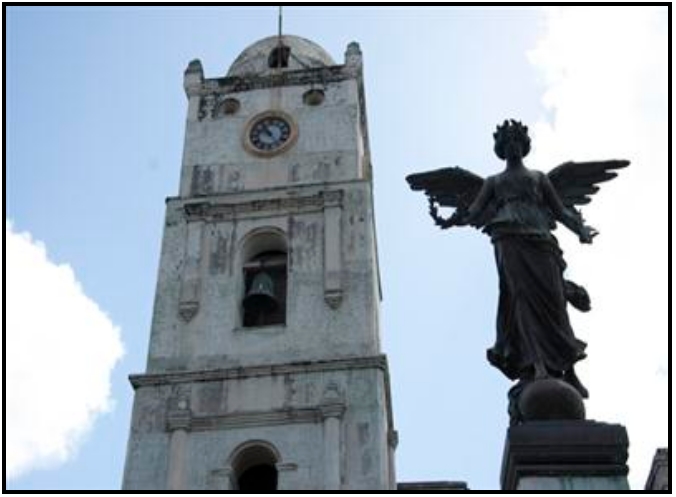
[
  {"xmin": 268, "ymin": 44, "xmax": 290, "ymax": 69},
  {"xmin": 241, "ymin": 230, "xmax": 288, "ymax": 328},
  {"xmin": 230, "ymin": 442, "xmax": 280, "ymax": 491}
]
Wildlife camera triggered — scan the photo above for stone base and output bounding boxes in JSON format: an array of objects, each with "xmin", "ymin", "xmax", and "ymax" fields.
[
  {"xmin": 397, "ymin": 481, "xmax": 468, "ymax": 491},
  {"xmin": 501, "ymin": 420, "xmax": 629, "ymax": 490}
]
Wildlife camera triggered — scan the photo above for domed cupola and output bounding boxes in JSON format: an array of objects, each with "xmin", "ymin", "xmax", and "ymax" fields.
[{"xmin": 227, "ymin": 35, "xmax": 336, "ymax": 77}]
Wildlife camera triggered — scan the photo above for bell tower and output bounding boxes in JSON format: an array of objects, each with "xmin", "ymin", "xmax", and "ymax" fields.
[{"xmin": 122, "ymin": 35, "xmax": 396, "ymax": 490}]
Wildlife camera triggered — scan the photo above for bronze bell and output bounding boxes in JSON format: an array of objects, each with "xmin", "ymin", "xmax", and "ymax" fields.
[{"xmin": 243, "ymin": 271, "xmax": 278, "ymax": 313}]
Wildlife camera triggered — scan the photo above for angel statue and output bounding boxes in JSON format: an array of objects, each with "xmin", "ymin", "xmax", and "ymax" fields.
[{"xmin": 407, "ymin": 120, "xmax": 629, "ymax": 420}]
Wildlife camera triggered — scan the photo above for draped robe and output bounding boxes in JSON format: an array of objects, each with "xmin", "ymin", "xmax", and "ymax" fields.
[{"xmin": 476, "ymin": 169, "xmax": 587, "ymax": 379}]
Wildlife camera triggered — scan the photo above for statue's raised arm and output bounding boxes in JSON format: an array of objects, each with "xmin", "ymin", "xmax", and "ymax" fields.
[{"xmin": 406, "ymin": 120, "xmax": 630, "ymax": 425}]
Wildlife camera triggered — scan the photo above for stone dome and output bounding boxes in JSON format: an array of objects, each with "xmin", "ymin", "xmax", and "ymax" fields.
[{"xmin": 227, "ymin": 35, "xmax": 335, "ymax": 77}]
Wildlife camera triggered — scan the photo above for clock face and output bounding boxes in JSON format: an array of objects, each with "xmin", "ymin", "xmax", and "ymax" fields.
[{"xmin": 249, "ymin": 115, "xmax": 293, "ymax": 153}]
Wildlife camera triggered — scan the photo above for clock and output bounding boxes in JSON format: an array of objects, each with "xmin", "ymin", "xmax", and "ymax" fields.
[{"xmin": 245, "ymin": 112, "xmax": 297, "ymax": 156}]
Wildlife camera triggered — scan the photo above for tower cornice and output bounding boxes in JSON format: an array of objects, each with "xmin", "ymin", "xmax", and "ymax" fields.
[{"xmin": 129, "ymin": 355, "xmax": 389, "ymax": 389}]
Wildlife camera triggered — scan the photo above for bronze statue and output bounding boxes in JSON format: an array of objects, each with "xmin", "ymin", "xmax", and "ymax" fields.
[{"xmin": 407, "ymin": 120, "xmax": 628, "ymax": 420}]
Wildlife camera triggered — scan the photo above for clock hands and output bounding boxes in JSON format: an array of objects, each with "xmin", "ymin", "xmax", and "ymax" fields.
[
  {"xmin": 260, "ymin": 122, "xmax": 275, "ymax": 140},
  {"xmin": 248, "ymin": 115, "xmax": 293, "ymax": 153}
]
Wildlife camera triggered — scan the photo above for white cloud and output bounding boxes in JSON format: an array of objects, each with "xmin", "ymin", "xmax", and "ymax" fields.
[
  {"xmin": 6, "ymin": 222, "xmax": 125, "ymax": 480},
  {"xmin": 528, "ymin": 7, "xmax": 667, "ymax": 489}
]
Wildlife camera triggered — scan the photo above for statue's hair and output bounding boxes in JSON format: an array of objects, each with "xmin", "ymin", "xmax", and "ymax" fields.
[{"xmin": 493, "ymin": 119, "xmax": 531, "ymax": 160}]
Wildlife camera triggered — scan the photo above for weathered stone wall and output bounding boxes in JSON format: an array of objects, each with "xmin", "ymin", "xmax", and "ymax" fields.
[{"xmin": 122, "ymin": 358, "xmax": 393, "ymax": 490}]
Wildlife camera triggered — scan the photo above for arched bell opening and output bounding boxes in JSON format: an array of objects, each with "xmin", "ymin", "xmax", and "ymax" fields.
[
  {"xmin": 230, "ymin": 442, "xmax": 280, "ymax": 491},
  {"xmin": 240, "ymin": 229, "xmax": 288, "ymax": 328}
]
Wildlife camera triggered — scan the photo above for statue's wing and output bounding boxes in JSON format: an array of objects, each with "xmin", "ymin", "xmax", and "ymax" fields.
[
  {"xmin": 548, "ymin": 160, "xmax": 630, "ymax": 208},
  {"xmin": 406, "ymin": 166, "xmax": 484, "ymax": 212}
]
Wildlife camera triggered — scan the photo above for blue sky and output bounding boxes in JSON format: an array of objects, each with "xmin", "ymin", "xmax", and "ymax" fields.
[{"xmin": 6, "ymin": 6, "xmax": 668, "ymax": 490}]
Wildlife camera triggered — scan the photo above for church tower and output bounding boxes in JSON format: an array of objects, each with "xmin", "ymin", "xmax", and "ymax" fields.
[{"xmin": 122, "ymin": 35, "xmax": 396, "ymax": 490}]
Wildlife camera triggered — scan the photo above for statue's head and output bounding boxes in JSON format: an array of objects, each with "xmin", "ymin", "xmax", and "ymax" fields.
[{"xmin": 493, "ymin": 120, "xmax": 531, "ymax": 161}]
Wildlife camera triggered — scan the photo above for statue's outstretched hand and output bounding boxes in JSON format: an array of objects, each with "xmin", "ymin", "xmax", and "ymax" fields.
[
  {"xmin": 579, "ymin": 225, "xmax": 598, "ymax": 244},
  {"xmin": 428, "ymin": 198, "xmax": 464, "ymax": 229},
  {"xmin": 449, "ymin": 210, "xmax": 466, "ymax": 226}
]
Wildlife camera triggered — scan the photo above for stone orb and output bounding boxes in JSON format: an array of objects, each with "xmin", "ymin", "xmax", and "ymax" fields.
[{"xmin": 518, "ymin": 378, "xmax": 586, "ymax": 422}]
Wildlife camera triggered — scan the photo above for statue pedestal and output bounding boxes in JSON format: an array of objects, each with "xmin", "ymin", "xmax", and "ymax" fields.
[{"xmin": 500, "ymin": 420, "xmax": 629, "ymax": 490}]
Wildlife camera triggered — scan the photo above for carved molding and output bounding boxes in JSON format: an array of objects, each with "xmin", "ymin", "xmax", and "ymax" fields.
[
  {"xmin": 323, "ymin": 191, "xmax": 343, "ymax": 309},
  {"xmin": 167, "ymin": 408, "xmax": 192, "ymax": 431},
  {"xmin": 320, "ymin": 381, "xmax": 345, "ymax": 418},
  {"xmin": 202, "ymin": 64, "xmax": 356, "ymax": 98},
  {"xmin": 178, "ymin": 301, "xmax": 199, "ymax": 322},
  {"xmin": 178, "ymin": 220, "xmax": 204, "ymax": 322},
  {"xmin": 319, "ymin": 403, "xmax": 346, "ymax": 420},
  {"xmin": 322, "ymin": 190, "xmax": 343, "ymax": 207},
  {"xmin": 182, "ymin": 190, "xmax": 343, "ymax": 222},
  {"xmin": 187, "ymin": 405, "xmax": 346, "ymax": 432},
  {"xmin": 130, "ymin": 355, "xmax": 388, "ymax": 389},
  {"xmin": 190, "ymin": 407, "xmax": 330, "ymax": 432}
]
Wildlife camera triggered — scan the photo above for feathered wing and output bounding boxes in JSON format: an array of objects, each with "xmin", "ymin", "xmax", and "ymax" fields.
[
  {"xmin": 406, "ymin": 166, "xmax": 488, "ymax": 228},
  {"xmin": 548, "ymin": 160, "xmax": 630, "ymax": 208}
]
